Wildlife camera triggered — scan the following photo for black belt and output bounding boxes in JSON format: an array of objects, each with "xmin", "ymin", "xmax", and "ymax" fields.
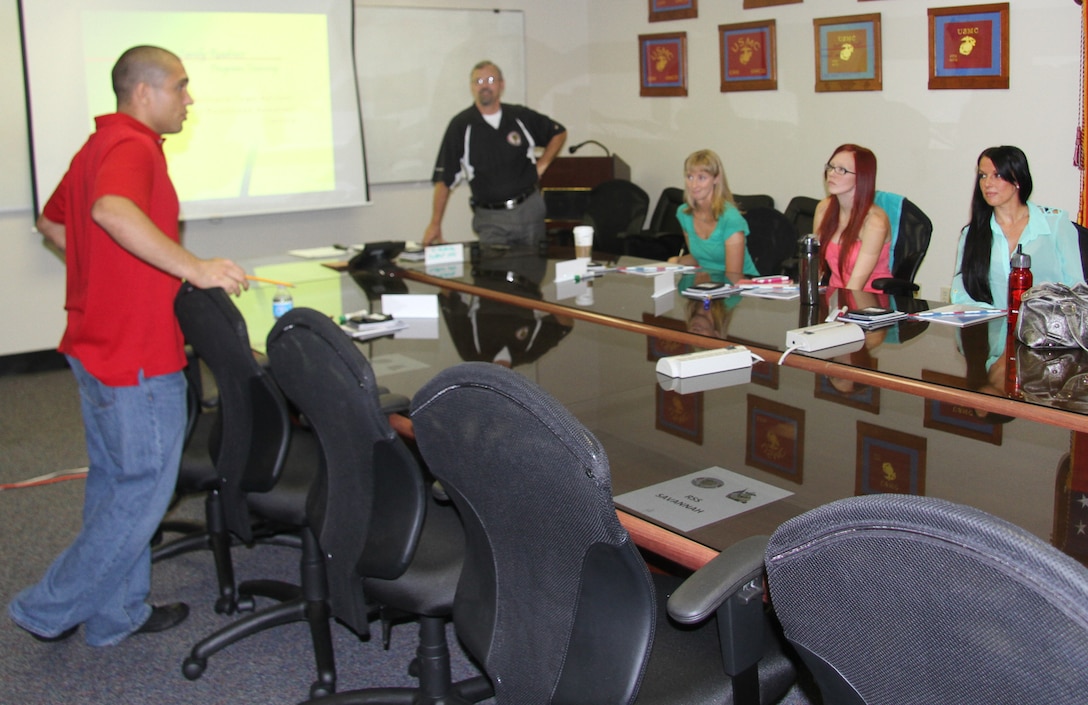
[{"xmin": 471, "ymin": 188, "xmax": 536, "ymax": 210}]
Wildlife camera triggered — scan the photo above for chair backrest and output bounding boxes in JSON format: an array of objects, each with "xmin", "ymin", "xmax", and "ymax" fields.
[
  {"xmin": 646, "ymin": 186, "xmax": 685, "ymax": 236},
  {"xmin": 1072, "ymin": 220, "xmax": 1088, "ymax": 279},
  {"xmin": 265, "ymin": 307, "xmax": 428, "ymax": 635},
  {"xmin": 733, "ymin": 193, "xmax": 774, "ymax": 212},
  {"xmin": 765, "ymin": 494, "xmax": 1088, "ymax": 705},
  {"xmin": 744, "ymin": 206, "xmax": 799, "ymax": 276},
  {"xmin": 874, "ymin": 191, "xmax": 933, "ymax": 285},
  {"xmin": 410, "ymin": 363, "xmax": 655, "ymax": 704},
  {"xmin": 174, "ymin": 283, "xmax": 292, "ymax": 542},
  {"xmin": 583, "ymin": 179, "xmax": 650, "ymax": 255},
  {"xmin": 783, "ymin": 196, "xmax": 819, "ymax": 239}
]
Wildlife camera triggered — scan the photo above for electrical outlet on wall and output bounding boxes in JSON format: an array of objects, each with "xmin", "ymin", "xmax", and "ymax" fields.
[{"xmin": 940, "ymin": 286, "xmax": 951, "ymax": 302}]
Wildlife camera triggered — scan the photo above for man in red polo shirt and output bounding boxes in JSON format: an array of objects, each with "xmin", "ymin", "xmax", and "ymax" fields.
[{"xmin": 9, "ymin": 46, "xmax": 247, "ymax": 646}]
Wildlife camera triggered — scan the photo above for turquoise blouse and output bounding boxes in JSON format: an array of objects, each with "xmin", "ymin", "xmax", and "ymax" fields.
[
  {"xmin": 676, "ymin": 203, "xmax": 759, "ymax": 276},
  {"xmin": 951, "ymin": 202, "xmax": 1084, "ymax": 309}
]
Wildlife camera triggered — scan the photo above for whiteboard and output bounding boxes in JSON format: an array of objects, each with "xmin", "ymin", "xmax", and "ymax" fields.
[
  {"xmin": 0, "ymin": 1, "xmax": 32, "ymax": 213},
  {"xmin": 355, "ymin": 6, "xmax": 525, "ymax": 184}
]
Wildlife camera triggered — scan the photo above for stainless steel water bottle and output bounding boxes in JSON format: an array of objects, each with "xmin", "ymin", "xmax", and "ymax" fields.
[{"xmin": 800, "ymin": 235, "xmax": 820, "ymax": 306}]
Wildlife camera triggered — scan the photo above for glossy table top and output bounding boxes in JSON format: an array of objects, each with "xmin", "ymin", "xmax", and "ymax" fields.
[
  {"xmin": 387, "ymin": 245, "xmax": 1088, "ymax": 432},
  {"xmin": 236, "ymin": 260, "xmax": 1080, "ymax": 567}
]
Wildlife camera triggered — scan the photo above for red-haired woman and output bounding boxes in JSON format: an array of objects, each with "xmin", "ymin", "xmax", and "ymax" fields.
[{"xmin": 812, "ymin": 144, "xmax": 892, "ymax": 292}]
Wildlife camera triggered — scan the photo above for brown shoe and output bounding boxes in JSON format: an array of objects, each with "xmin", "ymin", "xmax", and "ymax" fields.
[{"xmin": 134, "ymin": 603, "xmax": 189, "ymax": 634}]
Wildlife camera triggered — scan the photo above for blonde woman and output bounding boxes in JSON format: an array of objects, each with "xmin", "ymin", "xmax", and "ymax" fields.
[{"xmin": 669, "ymin": 149, "xmax": 758, "ymax": 276}]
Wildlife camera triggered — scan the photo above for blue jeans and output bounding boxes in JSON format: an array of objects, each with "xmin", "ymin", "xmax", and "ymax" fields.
[{"xmin": 9, "ymin": 356, "xmax": 185, "ymax": 646}]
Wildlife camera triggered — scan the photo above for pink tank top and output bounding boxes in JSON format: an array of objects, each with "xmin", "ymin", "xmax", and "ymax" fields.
[{"xmin": 824, "ymin": 239, "xmax": 893, "ymax": 293}]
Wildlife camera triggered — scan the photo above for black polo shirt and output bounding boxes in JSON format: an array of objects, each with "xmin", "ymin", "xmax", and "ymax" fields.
[{"xmin": 431, "ymin": 103, "xmax": 565, "ymax": 205}]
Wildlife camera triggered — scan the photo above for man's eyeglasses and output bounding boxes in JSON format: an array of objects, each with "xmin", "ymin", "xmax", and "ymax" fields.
[
  {"xmin": 824, "ymin": 164, "xmax": 855, "ymax": 176},
  {"xmin": 473, "ymin": 76, "xmax": 500, "ymax": 86}
]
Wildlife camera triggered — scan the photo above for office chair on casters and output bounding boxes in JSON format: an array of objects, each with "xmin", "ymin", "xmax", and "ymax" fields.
[
  {"xmin": 734, "ymin": 193, "xmax": 775, "ymax": 212},
  {"xmin": 870, "ymin": 192, "xmax": 933, "ymax": 296},
  {"xmin": 168, "ymin": 283, "xmax": 340, "ymax": 697},
  {"xmin": 783, "ymin": 197, "xmax": 819, "ymax": 240},
  {"xmin": 1072, "ymin": 220, "xmax": 1088, "ymax": 278},
  {"xmin": 265, "ymin": 308, "xmax": 491, "ymax": 705},
  {"xmin": 623, "ymin": 186, "xmax": 686, "ymax": 261},
  {"xmin": 582, "ymin": 178, "xmax": 650, "ymax": 255},
  {"xmin": 410, "ymin": 362, "xmax": 798, "ymax": 705},
  {"xmin": 744, "ymin": 207, "xmax": 801, "ymax": 277},
  {"xmin": 765, "ymin": 494, "xmax": 1088, "ymax": 705}
]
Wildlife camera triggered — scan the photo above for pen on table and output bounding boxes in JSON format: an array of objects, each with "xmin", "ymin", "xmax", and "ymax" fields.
[
  {"xmin": 245, "ymin": 274, "xmax": 295, "ymax": 288},
  {"xmin": 910, "ymin": 309, "xmax": 1006, "ymax": 317}
]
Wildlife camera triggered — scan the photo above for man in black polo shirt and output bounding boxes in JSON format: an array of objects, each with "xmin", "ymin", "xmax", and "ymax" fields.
[{"xmin": 423, "ymin": 60, "xmax": 566, "ymax": 249}]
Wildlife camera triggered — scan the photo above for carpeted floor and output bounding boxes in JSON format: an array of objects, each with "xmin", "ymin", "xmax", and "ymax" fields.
[{"xmin": 0, "ymin": 366, "xmax": 491, "ymax": 705}]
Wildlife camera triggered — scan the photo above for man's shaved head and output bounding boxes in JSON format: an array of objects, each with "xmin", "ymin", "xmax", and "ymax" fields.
[{"xmin": 111, "ymin": 46, "xmax": 181, "ymax": 105}]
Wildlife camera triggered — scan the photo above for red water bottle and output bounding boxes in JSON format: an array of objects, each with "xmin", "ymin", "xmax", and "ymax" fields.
[{"xmin": 1008, "ymin": 243, "xmax": 1032, "ymax": 325}]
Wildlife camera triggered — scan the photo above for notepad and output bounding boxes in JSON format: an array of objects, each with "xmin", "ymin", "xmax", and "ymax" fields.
[{"xmin": 909, "ymin": 305, "xmax": 1007, "ymax": 327}]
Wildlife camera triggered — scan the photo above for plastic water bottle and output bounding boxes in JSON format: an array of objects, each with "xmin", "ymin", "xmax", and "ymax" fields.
[
  {"xmin": 1007, "ymin": 243, "xmax": 1032, "ymax": 322},
  {"xmin": 272, "ymin": 285, "xmax": 294, "ymax": 319},
  {"xmin": 799, "ymin": 235, "xmax": 820, "ymax": 306}
]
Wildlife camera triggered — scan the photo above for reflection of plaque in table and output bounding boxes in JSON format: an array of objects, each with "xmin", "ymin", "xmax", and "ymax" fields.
[
  {"xmin": 921, "ymin": 369, "xmax": 1003, "ymax": 446},
  {"xmin": 656, "ymin": 386, "xmax": 703, "ymax": 445},
  {"xmin": 814, "ymin": 372, "xmax": 880, "ymax": 414},
  {"xmin": 855, "ymin": 422, "xmax": 927, "ymax": 496},
  {"xmin": 746, "ymin": 395, "xmax": 804, "ymax": 483}
]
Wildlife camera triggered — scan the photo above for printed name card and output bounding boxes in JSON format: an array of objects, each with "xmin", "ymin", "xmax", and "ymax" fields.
[
  {"xmin": 554, "ymin": 258, "xmax": 589, "ymax": 284},
  {"xmin": 652, "ymin": 272, "xmax": 676, "ymax": 297},
  {"xmin": 424, "ymin": 243, "xmax": 465, "ymax": 265},
  {"xmin": 380, "ymin": 294, "xmax": 439, "ymax": 319},
  {"xmin": 614, "ymin": 466, "xmax": 793, "ymax": 532}
]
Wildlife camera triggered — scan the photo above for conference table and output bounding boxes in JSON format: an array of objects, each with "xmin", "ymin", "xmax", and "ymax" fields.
[{"xmin": 240, "ymin": 246, "xmax": 1088, "ymax": 570}]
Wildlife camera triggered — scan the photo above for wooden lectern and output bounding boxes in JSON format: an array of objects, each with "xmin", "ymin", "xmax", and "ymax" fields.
[{"xmin": 539, "ymin": 155, "xmax": 631, "ymax": 232}]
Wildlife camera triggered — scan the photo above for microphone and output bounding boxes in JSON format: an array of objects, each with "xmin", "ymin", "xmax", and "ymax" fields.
[{"xmin": 568, "ymin": 140, "xmax": 611, "ymax": 156}]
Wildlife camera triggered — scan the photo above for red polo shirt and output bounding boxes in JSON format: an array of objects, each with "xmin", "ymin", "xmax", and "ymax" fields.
[{"xmin": 44, "ymin": 113, "xmax": 186, "ymax": 386}]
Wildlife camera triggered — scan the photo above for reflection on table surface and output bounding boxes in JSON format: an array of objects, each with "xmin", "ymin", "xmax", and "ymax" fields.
[
  {"xmin": 233, "ymin": 259, "xmax": 1085, "ymax": 568},
  {"xmin": 391, "ymin": 246, "xmax": 1088, "ymax": 430}
]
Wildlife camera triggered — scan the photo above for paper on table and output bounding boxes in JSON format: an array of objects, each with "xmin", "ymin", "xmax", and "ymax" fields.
[
  {"xmin": 380, "ymin": 294, "xmax": 439, "ymax": 318},
  {"xmin": 339, "ymin": 318, "xmax": 409, "ymax": 341},
  {"xmin": 614, "ymin": 466, "xmax": 793, "ymax": 532},
  {"xmin": 617, "ymin": 264, "xmax": 698, "ymax": 276},
  {"xmin": 288, "ymin": 246, "xmax": 355, "ymax": 259},
  {"xmin": 910, "ymin": 304, "xmax": 1007, "ymax": 327}
]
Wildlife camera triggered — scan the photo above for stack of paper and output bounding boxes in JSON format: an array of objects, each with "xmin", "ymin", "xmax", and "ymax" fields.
[
  {"xmin": 838, "ymin": 306, "xmax": 908, "ymax": 329},
  {"xmin": 339, "ymin": 318, "xmax": 409, "ymax": 341}
]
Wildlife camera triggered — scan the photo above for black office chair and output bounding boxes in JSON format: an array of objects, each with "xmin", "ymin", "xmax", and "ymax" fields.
[
  {"xmin": 783, "ymin": 196, "xmax": 819, "ymax": 239},
  {"xmin": 765, "ymin": 494, "xmax": 1088, "ymax": 704},
  {"xmin": 582, "ymin": 178, "xmax": 650, "ymax": 255},
  {"xmin": 733, "ymin": 193, "xmax": 775, "ymax": 212},
  {"xmin": 624, "ymin": 186, "xmax": 686, "ymax": 261},
  {"xmin": 266, "ymin": 308, "xmax": 492, "ymax": 705},
  {"xmin": 1072, "ymin": 220, "xmax": 1088, "ymax": 279},
  {"xmin": 410, "ymin": 362, "xmax": 798, "ymax": 705},
  {"xmin": 871, "ymin": 192, "xmax": 933, "ymax": 296},
  {"xmin": 168, "ymin": 283, "xmax": 341, "ymax": 697},
  {"xmin": 744, "ymin": 206, "xmax": 800, "ymax": 277}
]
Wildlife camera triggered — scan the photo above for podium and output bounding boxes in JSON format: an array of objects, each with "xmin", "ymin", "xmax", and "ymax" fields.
[{"xmin": 539, "ymin": 155, "xmax": 631, "ymax": 232}]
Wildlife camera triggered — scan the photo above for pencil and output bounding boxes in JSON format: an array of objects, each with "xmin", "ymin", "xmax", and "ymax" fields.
[{"xmin": 246, "ymin": 274, "xmax": 295, "ymax": 288}]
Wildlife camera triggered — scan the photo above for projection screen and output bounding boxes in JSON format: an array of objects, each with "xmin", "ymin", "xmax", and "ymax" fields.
[{"xmin": 19, "ymin": 0, "xmax": 369, "ymax": 221}]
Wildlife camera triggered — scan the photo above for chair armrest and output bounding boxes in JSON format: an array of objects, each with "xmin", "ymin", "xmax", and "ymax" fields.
[
  {"xmin": 379, "ymin": 391, "xmax": 411, "ymax": 415},
  {"xmin": 667, "ymin": 534, "xmax": 769, "ymax": 625},
  {"xmin": 871, "ymin": 277, "xmax": 920, "ymax": 297}
]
